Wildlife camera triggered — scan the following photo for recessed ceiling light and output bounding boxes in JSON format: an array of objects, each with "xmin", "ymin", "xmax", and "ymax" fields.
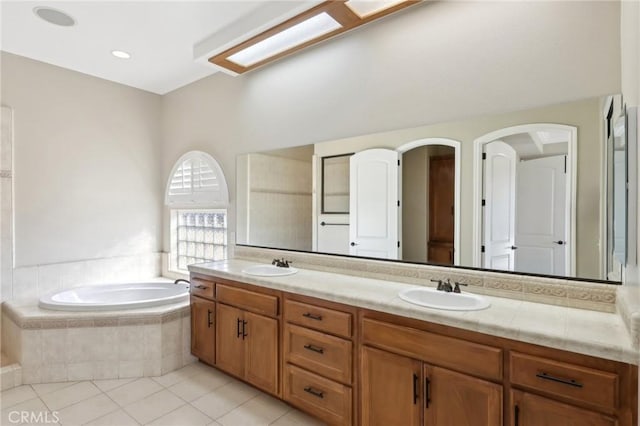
[
  {"xmin": 33, "ymin": 7, "xmax": 75, "ymax": 27},
  {"xmin": 111, "ymin": 50, "xmax": 131, "ymax": 59}
]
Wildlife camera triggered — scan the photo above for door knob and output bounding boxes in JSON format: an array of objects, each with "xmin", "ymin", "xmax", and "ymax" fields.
[
  {"xmin": 350, "ymin": 242, "xmax": 358, "ymax": 246},
  {"xmin": 554, "ymin": 240, "xmax": 565, "ymax": 245},
  {"xmin": 510, "ymin": 246, "xmax": 518, "ymax": 250}
]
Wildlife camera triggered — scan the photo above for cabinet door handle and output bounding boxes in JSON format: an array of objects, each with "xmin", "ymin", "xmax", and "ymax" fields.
[
  {"xmin": 207, "ymin": 309, "xmax": 213, "ymax": 328},
  {"xmin": 303, "ymin": 386, "xmax": 324, "ymax": 399},
  {"xmin": 193, "ymin": 285, "xmax": 207, "ymax": 290},
  {"xmin": 514, "ymin": 404, "xmax": 520, "ymax": 426},
  {"xmin": 303, "ymin": 344, "xmax": 324, "ymax": 354},
  {"xmin": 535, "ymin": 372, "xmax": 583, "ymax": 388},
  {"xmin": 236, "ymin": 318, "xmax": 242, "ymax": 338},
  {"xmin": 425, "ymin": 377, "xmax": 431, "ymax": 408},
  {"xmin": 302, "ymin": 312, "xmax": 323, "ymax": 321},
  {"xmin": 412, "ymin": 374, "xmax": 419, "ymax": 405},
  {"xmin": 242, "ymin": 320, "xmax": 248, "ymax": 339}
]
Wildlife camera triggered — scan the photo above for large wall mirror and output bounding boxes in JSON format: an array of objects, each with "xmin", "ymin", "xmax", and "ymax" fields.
[{"xmin": 236, "ymin": 95, "xmax": 636, "ymax": 284}]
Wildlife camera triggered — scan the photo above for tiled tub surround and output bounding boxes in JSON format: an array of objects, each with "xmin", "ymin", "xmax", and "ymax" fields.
[
  {"xmin": 234, "ymin": 245, "xmax": 618, "ymax": 312},
  {"xmin": 7, "ymin": 252, "xmax": 162, "ymax": 302},
  {"xmin": 189, "ymin": 259, "xmax": 637, "ymax": 365},
  {"xmin": 1, "ymin": 300, "xmax": 195, "ymax": 385}
]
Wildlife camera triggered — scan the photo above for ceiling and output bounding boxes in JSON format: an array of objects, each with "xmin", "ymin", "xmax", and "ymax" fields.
[
  {"xmin": 502, "ymin": 131, "xmax": 569, "ymax": 160},
  {"xmin": 1, "ymin": 1, "xmax": 317, "ymax": 94}
]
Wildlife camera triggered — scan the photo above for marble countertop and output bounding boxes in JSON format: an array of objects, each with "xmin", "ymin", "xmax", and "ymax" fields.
[{"xmin": 190, "ymin": 259, "xmax": 638, "ymax": 365}]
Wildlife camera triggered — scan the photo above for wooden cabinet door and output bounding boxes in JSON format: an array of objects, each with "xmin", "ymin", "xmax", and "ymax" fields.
[
  {"xmin": 215, "ymin": 303, "xmax": 244, "ymax": 378},
  {"xmin": 190, "ymin": 296, "xmax": 215, "ymax": 365},
  {"xmin": 424, "ymin": 366, "xmax": 502, "ymax": 426},
  {"xmin": 510, "ymin": 390, "xmax": 617, "ymax": 426},
  {"xmin": 244, "ymin": 311, "xmax": 279, "ymax": 395},
  {"xmin": 361, "ymin": 346, "xmax": 421, "ymax": 426}
]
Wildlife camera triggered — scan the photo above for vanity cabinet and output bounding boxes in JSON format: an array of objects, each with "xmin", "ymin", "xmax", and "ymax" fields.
[
  {"xmin": 510, "ymin": 390, "xmax": 616, "ymax": 426},
  {"xmin": 283, "ymin": 297, "xmax": 355, "ymax": 425},
  {"xmin": 360, "ymin": 335, "xmax": 502, "ymax": 426},
  {"xmin": 189, "ymin": 272, "xmax": 637, "ymax": 426},
  {"xmin": 190, "ymin": 296, "xmax": 215, "ymax": 365},
  {"xmin": 215, "ymin": 294, "xmax": 279, "ymax": 395}
]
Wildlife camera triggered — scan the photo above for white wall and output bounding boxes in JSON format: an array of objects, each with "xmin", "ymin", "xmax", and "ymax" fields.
[
  {"xmin": 161, "ymin": 1, "xmax": 621, "ymax": 257},
  {"xmin": 0, "ymin": 52, "xmax": 163, "ymax": 300}
]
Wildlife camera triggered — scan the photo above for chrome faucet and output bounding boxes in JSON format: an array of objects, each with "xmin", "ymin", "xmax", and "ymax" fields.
[
  {"xmin": 453, "ymin": 282, "xmax": 468, "ymax": 293},
  {"xmin": 431, "ymin": 278, "xmax": 453, "ymax": 292},
  {"xmin": 272, "ymin": 258, "xmax": 291, "ymax": 268}
]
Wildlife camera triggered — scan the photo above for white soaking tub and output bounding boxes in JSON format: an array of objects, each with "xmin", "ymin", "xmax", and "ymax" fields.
[{"xmin": 39, "ymin": 281, "xmax": 190, "ymax": 311}]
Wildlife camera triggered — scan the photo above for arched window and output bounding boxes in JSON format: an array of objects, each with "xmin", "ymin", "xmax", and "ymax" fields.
[
  {"xmin": 165, "ymin": 151, "xmax": 229, "ymax": 207},
  {"xmin": 166, "ymin": 151, "xmax": 229, "ymax": 273}
]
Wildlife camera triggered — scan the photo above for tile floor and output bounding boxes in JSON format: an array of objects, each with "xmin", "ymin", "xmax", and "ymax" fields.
[{"xmin": 0, "ymin": 362, "xmax": 324, "ymax": 425}]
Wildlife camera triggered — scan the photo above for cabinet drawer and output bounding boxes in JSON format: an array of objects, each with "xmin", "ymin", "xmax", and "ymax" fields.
[
  {"xmin": 362, "ymin": 318, "xmax": 502, "ymax": 381},
  {"xmin": 284, "ymin": 299, "xmax": 352, "ymax": 338},
  {"xmin": 190, "ymin": 278, "xmax": 214, "ymax": 299},
  {"xmin": 510, "ymin": 352, "xmax": 619, "ymax": 410},
  {"xmin": 216, "ymin": 284, "xmax": 278, "ymax": 316},
  {"xmin": 284, "ymin": 364, "xmax": 352, "ymax": 426},
  {"xmin": 284, "ymin": 323, "xmax": 352, "ymax": 384}
]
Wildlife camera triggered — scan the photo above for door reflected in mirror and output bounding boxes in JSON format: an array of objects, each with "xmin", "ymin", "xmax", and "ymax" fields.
[{"xmin": 478, "ymin": 125, "xmax": 573, "ymax": 277}]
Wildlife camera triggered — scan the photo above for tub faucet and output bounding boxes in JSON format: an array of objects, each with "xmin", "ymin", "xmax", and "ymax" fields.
[
  {"xmin": 174, "ymin": 279, "xmax": 190, "ymax": 285},
  {"xmin": 272, "ymin": 258, "xmax": 291, "ymax": 268}
]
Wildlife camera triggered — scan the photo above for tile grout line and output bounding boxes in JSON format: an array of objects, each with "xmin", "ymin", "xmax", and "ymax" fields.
[{"xmin": 94, "ymin": 385, "xmax": 140, "ymax": 426}]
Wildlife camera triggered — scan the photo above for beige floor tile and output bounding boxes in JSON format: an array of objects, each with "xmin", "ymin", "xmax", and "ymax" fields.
[
  {"xmin": 217, "ymin": 394, "xmax": 290, "ymax": 426},
  {"xmin": 56, "ymin": 393, "xmax": 119, "ymax": 425},
  {"xmin": 40, "ymin": 381, "xmax": 101, "ymax": 411},
  {"xmin": 167, "ymin": 369, "xmax": 232, "ymax": 402},
  {"xmin": 0, "ymin": 397, "xmax": 58, "ymax": 425},
  {"xmin": 123, "ymin": 389, "xmax": 184, "ymax": 424},
  {"xmin": 0, "ymin": 385, "xmax": 37, "ymax": 409},
  {"xmin": 106, "ymin": 378, "xmax": 163, "ymax": 406},
  {"xmin": 147, "ymin": 403, "xmax": 213, "ymax": 426},
  {"xmin": 31, "ymin": 382, "xmax": 77, "ymax": 397},
  {"xmin": 93, "ymin": 378, "xmax": 136, "ymax": 392},
  {"xmin": 151, "ymin": 364, "xmax": 200, "ymax": 388},
  {"xmin": 270, "ymin": 409, "xmax": 326, "ymax": 426},
  {"xmin": 191, "ymin": 381, "xmax": 259, "ymax": 420},
  {"xmin": 84, "ymin": 409, "xmax": 140, "ymax": 426}
]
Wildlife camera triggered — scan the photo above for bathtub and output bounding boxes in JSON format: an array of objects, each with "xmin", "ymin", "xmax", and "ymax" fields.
[{"xmin": 39, "ymin": 282, "xmax": 190, "ymax": 311}]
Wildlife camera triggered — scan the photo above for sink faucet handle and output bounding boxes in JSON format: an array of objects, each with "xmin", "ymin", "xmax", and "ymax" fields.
[
  {"xmin": 430, "ymin": 279, "xmax": 443, "ymax": 289},
  {"xmin": 453, "ymin": 282, "xmax": 468, "ymax": 293}
]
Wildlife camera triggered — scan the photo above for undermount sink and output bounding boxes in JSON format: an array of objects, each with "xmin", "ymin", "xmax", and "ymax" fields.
[
  {"xmin": 242, "ymin": 264, "xmax": 299, "ymax": 277},
  {"xmin": 398, "ymin": 286, "xmax": 490, "ymax": 311}
]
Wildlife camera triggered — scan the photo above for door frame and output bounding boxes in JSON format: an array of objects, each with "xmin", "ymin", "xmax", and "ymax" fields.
[
  {"xmin": 397, "ymin": 138, "xmax": 461, "ymax": 265},
  {"xmin": 471, "ymin": 124, "xmax": 577, "ymax": 276}
]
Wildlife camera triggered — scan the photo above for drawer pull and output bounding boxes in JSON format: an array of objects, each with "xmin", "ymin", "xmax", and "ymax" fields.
[
  {"xmin": 302, "ymin": 312, "xmax": 323, "ymax": 321},
  {"xmin": 303, "ymin": 386, "xmax": 324, "ymax": 399},
  {"xmin": 303, "ymin": 344, "xmax": 324, "ymax": 354},
  {"xmin": 193, "ymin": 285, "xmax": 208, "ymax": 290},
  {"xmin": 535, "ymin": 372, "xmax": 583, "ymax": 388}
]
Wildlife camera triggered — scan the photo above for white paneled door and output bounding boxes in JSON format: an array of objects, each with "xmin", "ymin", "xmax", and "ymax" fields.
[
  {"xmin": 349, "ymin": 149, "xmax": 400, "ymax": 259},
  {"xmin": 483, "ymin": 141, "xmax": 517, "ymax": 271},
  {"xmin": 515, "ymin": 155, "xmax": 568, "ymax": 275}
]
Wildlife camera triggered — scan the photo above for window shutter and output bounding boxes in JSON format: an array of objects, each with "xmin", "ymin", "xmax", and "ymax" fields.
[{"xmin": 165, "ymin": 151, "xmax": 229, "ymax": 207}]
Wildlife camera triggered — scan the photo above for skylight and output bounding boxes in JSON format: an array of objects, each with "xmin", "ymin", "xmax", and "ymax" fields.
[
  {"xmin": 227, "ymin": 12, "xmax": 342, "ymax": 67},
  {"xmin": 345, "ymin": 0, "xmax": 408, "ymax": 18}
]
